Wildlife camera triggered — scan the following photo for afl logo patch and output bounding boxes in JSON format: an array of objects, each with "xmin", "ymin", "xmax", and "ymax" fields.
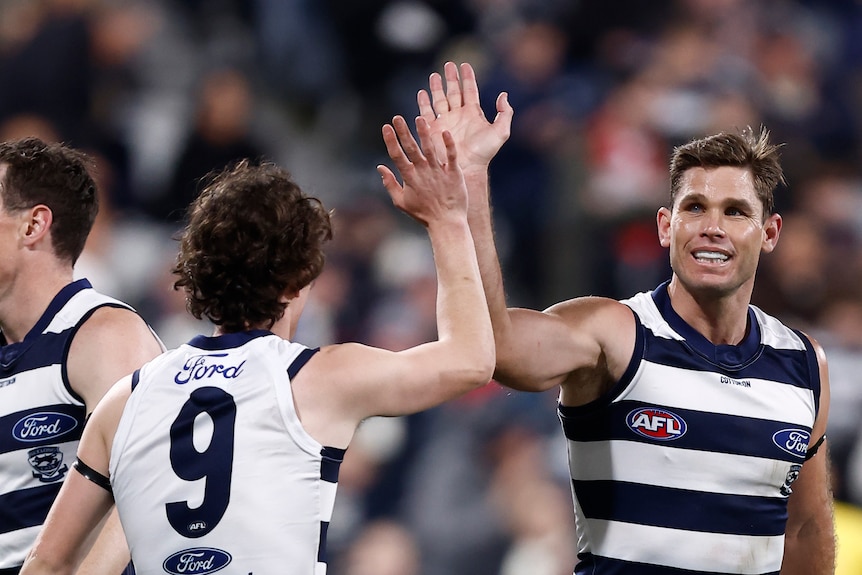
[
  {"xmin": 12, "ymin": 412, "xmax": 78, "ymax": 442},
  {"xmin": 163, "ymin": 548, "xmax": 232, "ymax": 575},
  {"xmin": 627, "ymin": 407, "xmax": 687, "ymax": 441},
  {"xmin": 772, "ymin": 428, "xmax": 810, "ymax": 459}
]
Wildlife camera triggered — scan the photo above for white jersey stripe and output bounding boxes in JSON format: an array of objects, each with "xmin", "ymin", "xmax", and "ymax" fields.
[
  {"xmin": 0, "ymin": 526, "xmax": 41, "ymax": 570},
  {"xmin": 621, "ymin": 361, "xmax": 816, "ymax": 425},
  {"xmin": 568, "ymin": 439, "xmax": 793, "ymax": 497},
  {"xmin": 560, "ymin": 284, "xmax": 818, "ymax": 574},
  {"xmin": 583, "ymin": 518, "xmax": 785, "ymax": 573}
]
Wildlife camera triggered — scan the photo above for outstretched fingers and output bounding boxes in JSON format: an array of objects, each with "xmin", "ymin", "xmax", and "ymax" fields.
[
  {"xmin": 391, "ymin": 116, "xmax": 427, "ymax": 167},
  {"xmin": 428, "ymin": 70, "xmax": 449, "ymax": 115},
  {"xmin": 378, "ymin": 124, "xmax": 405, "ymax": 205},
  {"xmin": 443, "ymin": 61, "xmax": 464, "ymax": 110},
  {"xmin": 457, "ymin": 62, "xmax": 480, "ymax": 107},
  {"xmin": 414, "ymin": 117, "xmax": 441, "ymax": 166},
  {"xmin": 417, "ymin": 89, "xmax": 436, "ymax": 124}
]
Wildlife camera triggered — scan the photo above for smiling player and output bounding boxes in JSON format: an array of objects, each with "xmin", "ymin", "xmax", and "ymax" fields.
[{"xmin": 417, "ymin": 61, "xmax": 835, "ymax": 575}]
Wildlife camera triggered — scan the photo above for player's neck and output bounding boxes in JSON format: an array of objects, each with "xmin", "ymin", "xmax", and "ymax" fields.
[
  {"xmin": 0, "ymin": 264, "xmax": 74, "ymax": 343},
  {"xmin": 666, "ymin": 279, "xmax": 752, "ymax": 346}
]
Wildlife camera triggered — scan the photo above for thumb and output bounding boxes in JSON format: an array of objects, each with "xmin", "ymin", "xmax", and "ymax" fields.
[
  {"xmin": 377, "ymin": 165, "xmax": 404, "ymax": 208},
  {"xmin": 493, "ymin": 92, "xmax": 513, "ymax": 140}
]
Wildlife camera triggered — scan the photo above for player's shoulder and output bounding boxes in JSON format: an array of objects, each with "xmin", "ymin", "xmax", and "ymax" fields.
[
  {"xmin": 545, "ymin": 294, "xmax": 634, "ymax": 329},
  {"xmin": 75, "ymin": 304, "xmax": 156, "ymax": 344}
]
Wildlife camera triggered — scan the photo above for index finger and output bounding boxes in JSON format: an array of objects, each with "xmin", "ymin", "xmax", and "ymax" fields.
[
  {"xmin": 417, "ymin": 89, "xmax": 436, "ymax": 123},
  {"xmin": 429, "ymin": 71, "xmax": 449, "ymax": 114},
  {"xmin": 381, "ymin": 120, "xmax": 411, "ymax": 172}
]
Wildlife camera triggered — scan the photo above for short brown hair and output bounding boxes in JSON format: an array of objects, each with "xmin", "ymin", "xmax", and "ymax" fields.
[
  {"xmin": 669, "ymin": 126, "xmax": 785, "ymax": 218},
  {"xmin": 172, "ymin": 160, "xmax": 333, "ymax": 332},
  {"xmin": 0, "ymin": 137, "xmax": 98, "ymax": 264}
]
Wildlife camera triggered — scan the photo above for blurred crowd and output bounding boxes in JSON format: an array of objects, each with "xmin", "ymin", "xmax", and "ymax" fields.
[{"xmin": 3, "ymin": 0, "xmax": 862, "ymax": 573}]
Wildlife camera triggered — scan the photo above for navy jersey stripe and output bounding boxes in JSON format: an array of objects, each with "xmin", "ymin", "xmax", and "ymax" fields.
[
  {"xmin": 287, "ymin": 347, "xmax": 319, "ymax": 380},
  {"xmin": 320, "ymin": 446, "xmax": 345, "ymax": 483},
  {"xmin": 643, "ymin": 335, "xmax": 813, "ymax": 389},
  {"xmin": 25, "ymin": 280, "xmax": 92, "ymax": 341},
  {"xmin": 0, "ymin": 483, "xmax": 63, "ymax": 534},
  {"xmin": 317, "ymin": 520, "xmax": 330, "ymax": 563},
  {"xmin": 0, "ymin": 330, "xmax": 69, "ymax": 375},
  {"xmin": 575, "ymin": 554, "xmax": 779, "ymax": 575},
  {"xmin": 186, "ymin": 330, "xmax": 271, "ymax": 351},
  {"xmin": 0, "ymin": 404, "xmax": 85, "ymax": 455},
  {"xmin": 574, "ymin": 479, "xmax": 788, "ymax": 536},
  {"xmin": 560, "ymin": 400, "xmax": 810, "ymax": 462},
  {"xmin": 793, "ymin": 329, "xmax": 821, "ymax": 417}
]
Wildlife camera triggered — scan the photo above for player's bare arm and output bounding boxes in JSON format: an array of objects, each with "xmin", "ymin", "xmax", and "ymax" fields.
[
  {"xmin": 781, "ymin": 335, "xmax": 835, "ymax": 574},
  {"xmin": 418, "ymin": 61, "xmax": 513, "ymax": 177},
  {"xmin": 65, "ymin": 308, "xmax": 162, "ymax": 574},
  {"xmin": 66, "ymin": 306, "xmax": 163, "ymax": 414},
  {"xmin": 20, "ymin": 377, "xmax": 131, "ymax": 575},
  {"xmin": 493, "ymin": 296, "xmax": 637, "ymax": 403},
  {"xmin": 291, "ymin": 114, "xmax": 494, "ymax": 448}
]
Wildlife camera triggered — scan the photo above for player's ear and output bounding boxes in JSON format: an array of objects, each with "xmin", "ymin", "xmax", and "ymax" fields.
[
  {"xmin": 21, "ymin": 205, "xmax": 53, "ymax": 246},
  {"xmin": 657, "ymin": 207, "xmax": 672, "ymax": 248},
  {"xmin": 280, "ymin": 288, "xmax": 301, "ymax": 304},
  {"xmin": 761, "ymin": 213, "xmax": 782, "ymax": 254}
]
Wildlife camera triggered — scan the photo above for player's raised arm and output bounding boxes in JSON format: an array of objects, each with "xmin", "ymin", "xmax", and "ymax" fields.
[{"xmin": 292, "ymin": 115, "xmax": 494, "ymax": 445}]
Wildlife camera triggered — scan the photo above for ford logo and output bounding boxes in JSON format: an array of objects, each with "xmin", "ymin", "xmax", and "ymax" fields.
[
  {"xmin": 163, "ymin": 548, "xmax": 232, "ymax": 575},
  {"xmin": 12, "ymin": 412, "xmax": 78, "ymax": 442},
  {"xmin": 772, "ymin": 428, "xmax": 810, "ymax": 459}
]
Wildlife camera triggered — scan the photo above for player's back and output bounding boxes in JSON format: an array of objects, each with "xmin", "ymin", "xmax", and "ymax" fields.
[{"xmin": 110, "ymin": 330, "xmax": 343, "ymax": 575}]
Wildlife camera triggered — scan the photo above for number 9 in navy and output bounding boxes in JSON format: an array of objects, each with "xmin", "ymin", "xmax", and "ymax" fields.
[{"xmin": 166, "ymin": 386, "xmax": 237, "ymax": 538}]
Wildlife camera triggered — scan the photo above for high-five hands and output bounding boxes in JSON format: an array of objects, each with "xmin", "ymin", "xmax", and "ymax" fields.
[
  {"xmin": 418, "ymin": 62, "xmax": 514, "ymax": 175},
  {"xmin": 377, "ymin": 115, "xmax": 467, "ymax": 227}
]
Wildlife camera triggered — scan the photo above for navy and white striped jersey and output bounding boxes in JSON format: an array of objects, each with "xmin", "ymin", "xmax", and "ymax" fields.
[
  {"xmin": 0, "ymin": 279, "xmax": 137, "ymax": 572},
  {"xmin": 110, "ymin": 330, "xmax": 344, "ymax": 575},
  {"xmin": 559, "ymin": 282, "xmax": 820, "ymax": 575}
]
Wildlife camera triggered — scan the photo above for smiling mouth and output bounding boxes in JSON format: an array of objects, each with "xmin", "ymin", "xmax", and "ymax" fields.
[{"xmin": 692, "ymin": 250, "xmax": 729, "ymax": 263}]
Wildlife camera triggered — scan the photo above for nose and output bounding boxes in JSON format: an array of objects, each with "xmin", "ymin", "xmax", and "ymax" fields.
[{"xmin": 700, "ymin": 209, "xmax": 726, "ymax": 238}]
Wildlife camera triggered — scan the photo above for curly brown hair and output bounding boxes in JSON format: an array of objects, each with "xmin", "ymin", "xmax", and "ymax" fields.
[
  {"xmin": 669, "ymin": 126, "xmax": 785, "ymax": 220},
  {"xmin": 0, "ymin": 137, "xmax": 98, "ymax": 264},
  {"xmin": 172, "ymin": 160, "xmax": 333, "ymax": 332}
]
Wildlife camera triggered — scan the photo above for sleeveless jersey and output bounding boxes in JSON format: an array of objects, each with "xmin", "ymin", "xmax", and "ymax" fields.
[
  {"xmin": 110, "ymin": 330, "xmax": 344, "ymax": 575},
  {"xmin": 0, "ymin": 279, "xmax": 139, "ymax": 572},
  {"xmin": 558, "ymin": 283, "xmax": 820, "ymax": 575}
]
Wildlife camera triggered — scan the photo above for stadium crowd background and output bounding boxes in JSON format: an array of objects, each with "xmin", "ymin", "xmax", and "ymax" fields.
[{"xmin": 2, "ymin": 0, "xmax": 862, "ymax": 572}]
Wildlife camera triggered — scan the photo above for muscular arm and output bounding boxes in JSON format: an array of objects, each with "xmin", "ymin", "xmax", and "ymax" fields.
[
  {"xmin": 292, "ymin": 115, "xmax": 495, "ymax": 447},
  {"xmin": 781, "ymin": 336, "xmax": 836, "ymax": 574},
  {"xmin": 67, "ymin": 306, "xmax": 163, "ymax": 415},
  {"xmin": 21, "ymin": 379, "xmax": 131, "ymax": 575},
  {"xmin": 419, "ymin": 62, "xmax": 634, "ymax": 397},
  {"xmin": 66, "ymin": 308, "xmax": 163, "ymax": 574}
]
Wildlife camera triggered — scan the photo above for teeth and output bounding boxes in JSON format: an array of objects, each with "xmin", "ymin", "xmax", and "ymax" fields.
[{"xmin": 694, "ymin": 251, "xmax": 728, "ymax": 261}]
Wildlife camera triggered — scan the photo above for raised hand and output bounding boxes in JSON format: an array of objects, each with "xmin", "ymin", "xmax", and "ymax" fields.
[
  {"xmin": 377, "ymin": 115, "xmax": 467, "ymax": 227},
  {"xmin": 418, "ymin": 62, "xmax": 513, "ymax": 175}
]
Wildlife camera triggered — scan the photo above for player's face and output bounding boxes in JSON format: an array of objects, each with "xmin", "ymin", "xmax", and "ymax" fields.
[{"xmin": 657, "ymin": 166, "xmax": 781, "ymax": 298}]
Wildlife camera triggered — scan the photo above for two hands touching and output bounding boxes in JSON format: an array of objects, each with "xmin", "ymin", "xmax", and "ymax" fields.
[{"xmin": 377, "ymin": 62, "xmax": 514, "ymax": 223}]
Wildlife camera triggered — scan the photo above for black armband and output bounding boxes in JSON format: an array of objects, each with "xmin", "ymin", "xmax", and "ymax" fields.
[
  {"xmin": 73, "ymin": 457, "xmax": 113, "ymax": 497},
  {"xmin": 804, "ymin": 433, "xmax": 827, "ymax": 461}
]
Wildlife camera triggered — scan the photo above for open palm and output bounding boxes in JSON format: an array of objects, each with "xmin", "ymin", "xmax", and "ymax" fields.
[{"xmin": 418, "ymin": 62, "xmax": 513, "ymax": 174}]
